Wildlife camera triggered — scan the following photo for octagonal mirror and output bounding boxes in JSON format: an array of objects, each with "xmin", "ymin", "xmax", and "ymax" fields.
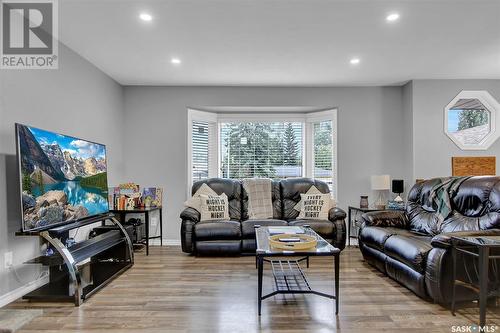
[{"xmin": 444, "ymin": 91, "xmax": 500, "ymax": 150}]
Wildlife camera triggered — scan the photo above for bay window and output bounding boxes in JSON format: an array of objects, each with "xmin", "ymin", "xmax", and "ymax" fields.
[{"xmin": 188, "ymin": 109, "xmax": 337, "ymax": 198}]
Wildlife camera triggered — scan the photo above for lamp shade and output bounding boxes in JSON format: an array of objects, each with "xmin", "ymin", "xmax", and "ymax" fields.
[{"xmin": 371, "ymin": 175, "xmax": 390, "ymax": 190}]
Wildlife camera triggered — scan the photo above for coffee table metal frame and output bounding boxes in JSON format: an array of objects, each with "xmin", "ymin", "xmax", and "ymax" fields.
[{"xmin": 255, "ymin": 226, "xmax": 340, "ymax": 316}]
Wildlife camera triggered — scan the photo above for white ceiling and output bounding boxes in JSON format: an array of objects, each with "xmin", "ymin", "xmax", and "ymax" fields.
[{"xmin": 60, "ymin": 0, "xmax": 500, "ymax": 86}]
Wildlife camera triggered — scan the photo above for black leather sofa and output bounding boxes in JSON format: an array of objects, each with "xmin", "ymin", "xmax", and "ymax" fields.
[
  {"xmin": 358, "ymin": 176, "xmax": 500, "ymax": 303},
  {"xmin": 180, "ymin": 178, "xmax": 347, "ymax": 255}
]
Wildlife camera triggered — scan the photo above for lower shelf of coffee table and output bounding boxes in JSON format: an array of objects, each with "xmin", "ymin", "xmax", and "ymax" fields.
[{"xmin": 270, "ymin": 259, "xmax": 311, "ymax": 293}]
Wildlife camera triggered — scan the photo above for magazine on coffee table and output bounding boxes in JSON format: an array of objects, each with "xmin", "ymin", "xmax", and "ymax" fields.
[{"xmin": 268, "ymin": 226, "xmax": 305, "ymax": 235}]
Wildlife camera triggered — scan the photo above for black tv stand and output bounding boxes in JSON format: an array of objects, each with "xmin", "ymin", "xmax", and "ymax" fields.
[{"xmin": 16, "ymin": 213, "xmax": 134, "ymax": 306}]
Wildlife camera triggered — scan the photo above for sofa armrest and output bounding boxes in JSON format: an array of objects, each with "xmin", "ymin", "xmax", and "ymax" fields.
[
  {"xmin": 431, "ymin": 229, "xmax": 500, "ymax": 249},
  {"xmin": 327, "ymin": 207, "xmax": 346, "ymax": 251},
  {"xmin": 329, "ymin": 207, "xmax": 347, "ymax": 221},
  {"xmin": 361, "ymin": 210, "xmax": 408, "ymax": 229},
  {"xmin": 180, "ymin": 207, "xmax": 201, "ymax": 254},
  {"xmin": 180, "ymin": 207, "xmax": 200, "ymax": 223},
  {"xmin": 180, "ymin": 219, "xmax": 196, "ymax": 253}
]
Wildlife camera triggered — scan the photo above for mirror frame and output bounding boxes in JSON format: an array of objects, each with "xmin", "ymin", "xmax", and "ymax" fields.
[{"xmin": 444, "ymin": 90, "xmax": 500, "ymax": 150}]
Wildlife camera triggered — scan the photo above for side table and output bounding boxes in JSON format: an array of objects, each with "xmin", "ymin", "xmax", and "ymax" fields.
[
  {"xmin": 451, "ymin": 236, "xmax": 500, "ymax": 327},
  {"xmin": 347, "ymin": 206, "xmax": 382, "ymax": 246},
  {"xmin": 111, "ymin": 207, "xmax": 163, "ymax": 255}
]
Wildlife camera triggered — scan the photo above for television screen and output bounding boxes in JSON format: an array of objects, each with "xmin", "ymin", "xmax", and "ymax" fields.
[{"xmin": 16, "ymin": 124, "xmax": 109, "ymax": 232}]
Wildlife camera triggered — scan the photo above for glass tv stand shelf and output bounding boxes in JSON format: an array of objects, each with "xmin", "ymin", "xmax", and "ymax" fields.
[{"xmin": 16, "ymin": 213, "xmax": 134, "ymax": 306}]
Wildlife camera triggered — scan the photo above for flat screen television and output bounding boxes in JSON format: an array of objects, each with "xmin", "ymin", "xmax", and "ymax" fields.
[{"xmin": 16, "ymin": 124, "xmax": 109, "ymax": 232}]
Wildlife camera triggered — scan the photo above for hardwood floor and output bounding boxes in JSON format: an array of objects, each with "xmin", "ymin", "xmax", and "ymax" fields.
[{"xmin": 8, "ymin": 246, "xmax": 500, "ymax": 333}]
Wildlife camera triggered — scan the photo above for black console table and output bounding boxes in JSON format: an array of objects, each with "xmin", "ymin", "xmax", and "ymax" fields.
[
  {"xmin": 111, "ymin": 207, "xmax": 163, "ymax": 256},
  {"xmin": 451, "ymin": 236, "xmax": 500, "ymax": 327},
  {"xmin": 16, "ymin": 213, "xmax": 134, "ymax": 306}
]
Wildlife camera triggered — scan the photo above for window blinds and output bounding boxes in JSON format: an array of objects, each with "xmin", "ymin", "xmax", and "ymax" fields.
[
  {"xmin": 191, "ymin": 121, "xmax": 216, "ymax": 183},
  {"xmin": 219, "ymin": 122, "xmax": 303, "ymax": 179},
  {"xmin": 313, "ymin": 120, "xmax": 334, "ymax": 190}
]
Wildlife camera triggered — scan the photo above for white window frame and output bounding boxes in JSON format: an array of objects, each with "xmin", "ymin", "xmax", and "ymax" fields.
[
  {"xmin": 444, "ymin": 90, "xmax": 500, "ymax": 150},
  {"xmin": 187, "ymin": 108, "xmax": 338, "ymax": 200},
  {"xmin": 187, "ymin": 109, "xmax": 218, "ymax": 196},
  {"xmin": 306, "ymin": 110, "xmax": 338, "ymax": 200}
]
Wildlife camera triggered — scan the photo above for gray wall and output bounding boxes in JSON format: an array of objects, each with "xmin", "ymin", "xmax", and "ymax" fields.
[
  {"xmin": 411, "ymin": 79, "xmax": 500, "ymax": 180},
  {"xmin": 402, "ymin": 81, "xmax": 414, "ymax": 187},
  {"xmin": 0, "ymin": 43, "xmax": 124, "ymax": 301},
  {"xmin": 123, "ymin": 86, "xmax": 408, "ymax": 241}
]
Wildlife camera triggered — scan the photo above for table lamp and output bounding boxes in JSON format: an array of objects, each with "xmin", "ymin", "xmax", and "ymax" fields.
[
  {"xmin": 392, "ymin": 179, "xmax": 404, "ymax": 202},
  {"xmin": 371, "ymin": 175, "xmax": 390, "ymax": 209}
]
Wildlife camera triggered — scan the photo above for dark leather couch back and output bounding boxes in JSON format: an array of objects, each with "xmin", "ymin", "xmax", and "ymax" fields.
[
  {"xmin": 192, "ymin": 177, "xmax": 331, "ymax": 221},
  {"xmin": 407, "ymin": 176, "xmax": 500, "ymax": 235},
  {"xmin": 192, "ymin": 178, "xmax": 243, "ymax": 220},
  {"xmin": 281, "ymin": 178, "xmax": 330, "ymax": 220}
]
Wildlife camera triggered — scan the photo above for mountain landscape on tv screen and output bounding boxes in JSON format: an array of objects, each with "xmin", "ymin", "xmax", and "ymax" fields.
[{"xmin": 18, "ymin": 125, "xmax": 109, "ymax": 231}]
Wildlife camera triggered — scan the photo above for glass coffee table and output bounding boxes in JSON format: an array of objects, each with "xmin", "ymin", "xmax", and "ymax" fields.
[{"xmin": 255, "ymin": 226, "xmax": 341, "ymax": 316}]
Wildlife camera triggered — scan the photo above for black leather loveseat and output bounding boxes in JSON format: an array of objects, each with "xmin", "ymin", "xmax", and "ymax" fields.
[
  {"xmin": 180, "ymin": 178, "xmax": 347, "ymax": 255},
  {"xmin": 358, "ymin": 176, "xmax": 500, "ymax": 304}
]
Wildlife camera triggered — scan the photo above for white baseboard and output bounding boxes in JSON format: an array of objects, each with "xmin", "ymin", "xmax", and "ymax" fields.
[
  {"xmin": 0, "ymin": 275, "xmax": 49, "ymax": 308},
  {"xmin": 149, "ymin": 239, "xmax": 181, "ymax": 246}
]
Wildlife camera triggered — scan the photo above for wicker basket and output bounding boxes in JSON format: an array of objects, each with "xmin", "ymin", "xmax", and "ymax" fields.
[{"xmin": 268, "ymin": 233, "xmax": 317, "ymax": 250}]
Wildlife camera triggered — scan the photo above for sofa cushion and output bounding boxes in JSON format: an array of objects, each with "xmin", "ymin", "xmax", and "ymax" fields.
[
  {"xmin": 452, "ymin": 176, "xmax": 500, "ymax": 218},
  {"xmin": 385, "ymin": 256, "xmax": 427, "ymax": 298},
  {"xmin": 242, "ymin": 180, "xmax": 282, "ymax": 220},
  {"xmin": 359, "ymin": 242, "xmax": 388, "ymax": 273},
  {"xmin": 196, "ymin": 240, "xmax": 241, "ymax": 255},
  {"xmin": 281, "ymin": 178, "xmax": 330, "ymax": 220},
  {"xmin": 198, "ymin": 193, "xmax": 230, "ymax": 221},
  {"xmin": 194, "ymin": 220, "xmax": 241, "ymax": 241},
  {"xmin": 297, "ymin": 193, "xmax": 331, "ymax": 220},
  {"xmin": 184, "ymin": 183, "xmax": 217, "ymax": 212},
  {"xmin": 288, "ymin": 219, "xmax": 333, "ymax": 238},
  {"xmin": 192, "ymin": 178, "xmax": 243, "ymax": 221},
  {"xmin": 241, "ymin": 219, "xmax": 288, "ymax": 239},
  {"xmin": 242, "ymin": 238, "xmax": 257, "ymax": 252},
  {"xmin": 359, "ymin": 226, "xmax": 415, "ymax": 251},
  {"xmin": 384, "ymin": 235, "xmax": 433, "ymax": 274},
  {"xmin": 406, "ymin": 177, "xmax": 500, "ymax": 235},
  {"xmin": 293, "ymin": 185, "xmax": 336, "ymax": 211}
]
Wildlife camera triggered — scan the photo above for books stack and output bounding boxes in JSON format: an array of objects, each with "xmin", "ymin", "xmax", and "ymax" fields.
[
  {"xmin": 387, "ymin": 200, "xmax": 405, "ymax": 210},
  {"xmin": 142, "ymin": 187, "xmax": 163, "ymax": 208},
  {"xmin": 108, "ymin": 184, "xmax": 163, "ymax": 210}
]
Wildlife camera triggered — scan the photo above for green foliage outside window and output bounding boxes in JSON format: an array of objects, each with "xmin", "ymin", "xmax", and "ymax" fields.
[
  {"xmin": 220, "ymin": 121, "xmax": 333, "ymax": 180},
  {"xmin": 458, "ymin": 110, "xmax": 489, "ymax": 131},
  {"xmin": 283, "ymin": 123, "xmax": 299, "ymax": 166}
]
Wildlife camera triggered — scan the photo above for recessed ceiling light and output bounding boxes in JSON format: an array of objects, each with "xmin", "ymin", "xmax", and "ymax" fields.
[
  {"xmin": 386, "ymin": 13, "xmax": 400, "ymax": 22},
  {"xmin": 350, "ymin": 58, "xmax": 360, "ymax": 65},
  {"xmin": 171, "ymin": 58, "xmax": 181, "ymax": 65},
  {"xmin": 139, "ymin": 13, "xmax": 153, "ymax": 22}
]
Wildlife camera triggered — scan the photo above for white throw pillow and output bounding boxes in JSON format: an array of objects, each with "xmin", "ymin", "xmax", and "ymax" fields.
[
  {"xmin": 297, "ymin": 193, "xmax": 331, "ymax": 220},
  {"xmin": 184, "ymin": 183, "xmax": 217, "ymax": 212},
  {"xmin": 199, "ymin": 193, "xmax": 230, "ymax": 221},
  {"xmin": 293, "ymin": 186, "xmax": 336, "ymax": 211}
]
